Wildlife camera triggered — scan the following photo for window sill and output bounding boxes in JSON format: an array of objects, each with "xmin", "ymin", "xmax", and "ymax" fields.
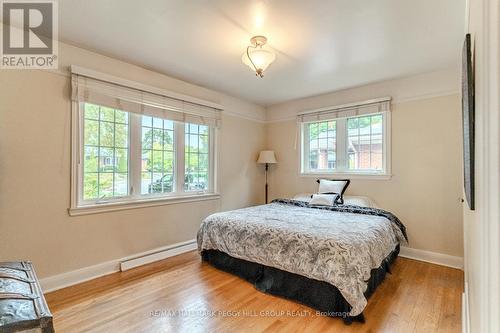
[
  {"xmin": 68, "ymin": 193, "xmax": 221, "ymax": 216},
  {"xmin": 299, "ymin": 172, "xmax": 392, "ymax": 180}
]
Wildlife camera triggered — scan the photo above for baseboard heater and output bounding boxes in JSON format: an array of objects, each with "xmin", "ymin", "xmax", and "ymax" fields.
[{"xmin": 120, "ymin": 239, "xmax": 197, "ymax": 271}]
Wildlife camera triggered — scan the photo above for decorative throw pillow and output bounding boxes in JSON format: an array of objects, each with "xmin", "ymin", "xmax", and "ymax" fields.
[
  {"xmin": 309, "ymin": 194, "xmax": 339, "ymax": 206},
  {"xmin": 317, "ymin": 179, "xmax": 350, "ymax": 204}
]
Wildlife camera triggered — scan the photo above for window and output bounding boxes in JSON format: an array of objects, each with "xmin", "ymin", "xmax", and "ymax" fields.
[
  {"xmin": 347, "ymin": 114, "xmax": 383, "ymax": 171},
  {"xmin": 300, "ymin": 100, "xmax": 390, "ymax": 177},
  {"xmin": 83, "ymin": 104, "xmax": 129, "ymax": 200},
  {"xmin": 185, "ymin": 123, "xmax": 209, "ymax": 191},
  {"xmin": 74, "ymin": 102, "xmax": 217, "ymax": 212},
  {"xmin": 307, "ymin": 121, "xmax": 336, "ymax": 171},
  {"xmin": 141, "ymin": 116, "xmax": 175, "ymax": 195},
  {"xmin": 70, "ymin": 67, "xmax": 222, "ymax": 214}
]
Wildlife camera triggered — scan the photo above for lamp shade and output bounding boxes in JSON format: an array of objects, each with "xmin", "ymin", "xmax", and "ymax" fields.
[{"xmin": 257, "ymin": 150, "xmax": 277, "ymax": 164}]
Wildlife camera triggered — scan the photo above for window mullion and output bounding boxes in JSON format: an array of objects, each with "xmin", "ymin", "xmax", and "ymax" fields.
[
  {"xmin": 383, "ymin": 112, "xmax": 390, "ymax": 174},
  {"xmin": 76, "ymin": 102, "xmax": 84, "ymax": 206},
  {"xmin": 175, "ymin": 122, "xmax": 185, "ymax": 194},
  {"xmin": 129, "ymin": 114, "xmax": 142, "ymax": 198},
  {"xmin": 97, "ymin": 107, "xmax": 101, "ymax": 198},
  {"xmin": 302, "ymin": 124, "xmax": 310, "ymax": 173},
  {"xmin": 369, "ymin": 116, "xmax": 373, "ymax": 169},
  {"xmin": 336, "ymin": 119, "xmax": 347, "ymax": 171},
  {"xmin": 209, "ymin": 127, "xmax": 216, "ymax": 193}
]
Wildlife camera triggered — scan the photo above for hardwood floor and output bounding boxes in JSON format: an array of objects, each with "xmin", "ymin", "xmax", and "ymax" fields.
[{"xmin": 45, "ymin": 251, "xmax": 463, "ymax": 333}]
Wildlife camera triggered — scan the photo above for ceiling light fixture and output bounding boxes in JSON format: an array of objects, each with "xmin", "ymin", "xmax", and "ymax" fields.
[{"xmin": 242, "ymin": 35, "xmax": 275, "ymax": 78}]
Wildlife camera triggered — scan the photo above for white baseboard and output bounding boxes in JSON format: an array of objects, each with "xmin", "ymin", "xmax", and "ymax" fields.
[
  {"xmin": 40, "ymin": 257, "xmax": 120, "ymax": 294},
  {"xmin": 40, "ymin": 239, "xmax": 197, "ymax": 293},
  {"xmin": 399, "ymin": 246, "xmax": 463, "ymax": 269}
]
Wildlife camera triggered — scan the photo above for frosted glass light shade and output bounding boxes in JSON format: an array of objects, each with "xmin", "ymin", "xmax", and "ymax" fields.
[
  {"xmin": 242, "ymin": 47, "xmax": 276, "ymax": 74},
  {"xmin": 257, "ymin": 150, "xmax": 277, "ymax": 164}
]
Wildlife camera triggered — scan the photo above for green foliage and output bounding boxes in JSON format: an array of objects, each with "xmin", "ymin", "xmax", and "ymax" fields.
[
  {"xmin": 142, "ymin": 128, "xmax": 173, "ymax": 151},
  {"xmin": 348, "ymin": 117, "xmax": 358, "ymax": 129},
  {"xmin": 83, "ymin": 104, "xmax": 130, "ymax": 200},
  {"xmin": 372, "ymin": 114, "xmax": 382, "ymax": 124},
  {"xmin": 84, "ymin": 104, "xmax": 99, "ymax": 119},
  {"xmin": 100, "ymin": 122, "xmax": 114, "ymax": 146},
  {"xmin": 116, "ymin": 148, "xmax": 128, "ymax": 172},
  {"xmin": 347, "ymin": 114, "xmax": 383, "ymax": 136},
  {"xmin": 100, "ymin": 107, "xmax": 114, "ymax": 121},
  {"xmin": 99, "ymin": 173, "xmax": 113, "ymax": 197},
  {"xmin": 84, "ymin": 120, "xmax": 99, "ymax": 145},
  {"xmin": 308, "ymin": 121, "xmax": 336, "ymax": 140},
  {"xmin": 185, "ymin": 129, "xmax": 209, "ymax": 190},
  {"xmin": 83, "ymin": 173, "xmax": 98, "ymax": 200},
  {"xmin": 115, "ymin": 110, "xmax": 128, "ymax": 124},
  {"xmin": 142, "ymin": 118, "xmax": 177, "ymax": 194},
  {"xmin": 115, "ymin": 124, "xmax": 128, "ymax": 148}
]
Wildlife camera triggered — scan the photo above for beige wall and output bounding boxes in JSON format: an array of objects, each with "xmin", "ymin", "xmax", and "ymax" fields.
[
  {"xmin": 0, "ymin": 44, "xmax": 266, "ymax": 278},
  {"xmin": 266, "ymin": 95, "xmax": 464, "ymax": 257}
]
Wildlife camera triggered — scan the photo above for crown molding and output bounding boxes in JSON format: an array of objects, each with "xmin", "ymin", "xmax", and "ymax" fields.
[
  {"xmin": 222, "ymin": 109, "xmax": 267, "ymax": 123},
  {"xmin": 391, "ymin": 89, "xmax": 459, "ymax": 104},
  {"xmin": 265, "ymin": 68, "xmax": 460, "ymax": 123}
]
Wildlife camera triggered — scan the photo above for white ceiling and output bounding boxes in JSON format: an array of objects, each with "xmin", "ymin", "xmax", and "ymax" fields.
[{"xmin": 59, "ymin": 0, "xmax": 465, "ymax": 106}]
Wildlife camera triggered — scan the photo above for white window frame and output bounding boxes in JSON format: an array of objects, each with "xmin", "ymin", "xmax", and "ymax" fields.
[
  {"xmin": 299, "ymin": 111, "xmax": 391, "ymax": 180},
  {"xmin": 70, "ymin": 104, "xmax": 220, "ymax": 216}
]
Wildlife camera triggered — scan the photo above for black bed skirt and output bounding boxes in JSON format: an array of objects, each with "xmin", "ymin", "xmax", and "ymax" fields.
[{"xmin": 201, "ymin": 244, "xmax": 400, "ymax": 324}]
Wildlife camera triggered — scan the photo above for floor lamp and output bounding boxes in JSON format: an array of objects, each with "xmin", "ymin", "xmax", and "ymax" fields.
[{"xmin": 257, "ymin": 151, "xmax": 277, "ymax": 204}]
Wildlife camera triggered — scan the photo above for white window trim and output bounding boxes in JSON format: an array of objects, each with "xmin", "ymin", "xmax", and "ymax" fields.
[
  {"xmin": 298, "ymin": 111, "xmax": 392, "ymax": 180},
  {"xmin": 69, "ymin": 102, "xmax": 220, "ymax": 216},
  {"xmin": 68, "ymin": 193, "xmax": 221, "ymax": 216}
]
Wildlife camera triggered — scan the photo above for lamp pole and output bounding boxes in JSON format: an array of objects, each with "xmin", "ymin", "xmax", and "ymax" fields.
[{"xmin": 265, "ymin": 163, "xmax": 269, "ymax": 204}]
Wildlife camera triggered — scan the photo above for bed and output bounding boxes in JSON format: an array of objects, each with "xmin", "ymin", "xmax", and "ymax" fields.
[{"xmin": 197, "ymin": 198, "xmax": 407, "ymax": 324}]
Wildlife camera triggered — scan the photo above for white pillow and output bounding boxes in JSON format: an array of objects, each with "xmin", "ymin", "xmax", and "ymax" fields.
[
  {"xmin": 343, "ymin": 195, "xmax": 379, "ymax": 208},
  {"xmin": 309, "ymin": 194, "xmax": 338, "ymax": 206},
  {"xmin": 318, "ymin": 179, "xmax": 349, "ymax": 194},
  {"xmin": 292, "ymin": 193, "xmax": 379, "ymax": 208},
  {"xmin": 292, "ymin": 193, "xmax": 313, "ymax": 203},
  {"xmin": 317, "ymin": 179, "xmax": 350, "ymax": 204}
]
